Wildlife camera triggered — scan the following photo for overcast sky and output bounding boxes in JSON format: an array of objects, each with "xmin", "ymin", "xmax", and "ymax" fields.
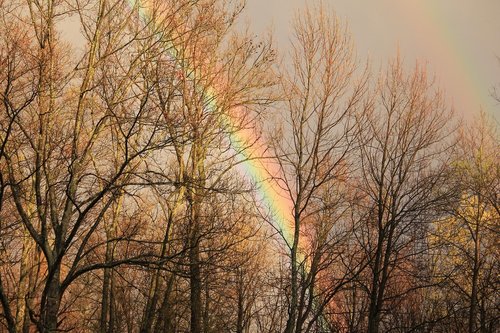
[{"xmin": 244, "ymin": 0, "xmax": 500, "ymax": 120}]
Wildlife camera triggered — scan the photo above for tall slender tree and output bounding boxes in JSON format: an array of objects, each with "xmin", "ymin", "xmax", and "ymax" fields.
[
  {"xmin": 270, "ymin": 4, "xmax": 369, "ymax": 333},
  {"xmin": 354, "ymin": 57, "xmax": 454, "ymax": 333}
]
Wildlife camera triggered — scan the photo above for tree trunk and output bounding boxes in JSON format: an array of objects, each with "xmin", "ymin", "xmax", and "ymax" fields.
[
  {"xmin": 189, "ymin": 241, "xmax": 202, "ymax": 333},
  {"xmin": 189, "ymin": 186, "xmax": 202, "ymax": 333},
  {"xmin": 0, "ymin": 273, "xmax": 16, "ymax": 333},
  {"xmin": 140, "ymin": 271, "xmax": 162, "ymax": 333},
  {"xmin": 100, "ymin": 253, "xmax": 112, "ymax": 333},
  {"xmin": 203, "ymin": 281, "xmax": 210, "ymax": 333},
  {"xmin": 367, "ymin": 230, "xmax": 384, "ymax": 333},
  {"xmin": 284, "ymin": 213, "xmax": 301, "ymax": 333},
  {"xmin": 16, "ymin": 228, "xmax": 34, "ymax": 333},
  {"xmin": 468, "ymin": 224, "xmax": 480, "ymax": 333},
  {"xmin": 141, "ymin": 208, "xmax": 174, "ymax": 333},
  {"xmin": 153, "ymin": 274, "xmax": 175, "ymax": 333},
  {"xmin": 188, "ymin": 133, "xmax": 205, "ymax": 333},
  {"xmin": 236, "ymin": 271, "xmax": 244, "ymax": 333},
  {"xmin": 40, "ymin": 267, "xmax": 61, "ymax": 333}
]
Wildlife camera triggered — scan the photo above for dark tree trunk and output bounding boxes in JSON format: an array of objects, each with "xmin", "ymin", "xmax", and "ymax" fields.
[
  {"xmin": 40, "ymin": 267, "xmax": 61, "ymax": 333},
  {"xmin": 190, "ymin": 241, "xmax": 202, "ymax": 333},
  {"xmin": 0, "ymin": 273, "xmax": 16, "ymax": 333},
  {"xmin": 284, "ymin": 212, "xmax": 301, "ymax": 333}
]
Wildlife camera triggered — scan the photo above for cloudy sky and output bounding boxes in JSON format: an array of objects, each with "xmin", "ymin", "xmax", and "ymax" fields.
[{"xmin": 245, "ymin": 0, "xmax": 500, "ymax": 120}]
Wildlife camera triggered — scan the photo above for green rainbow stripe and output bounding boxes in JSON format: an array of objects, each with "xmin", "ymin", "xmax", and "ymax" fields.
[{"xmin": 125, "ymin": 0, "xmax": 296, "ymax": 248}]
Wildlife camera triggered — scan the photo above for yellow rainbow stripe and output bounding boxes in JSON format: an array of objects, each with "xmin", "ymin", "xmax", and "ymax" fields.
[{"xmin": 126, "ymin": 0, "xmax": 296, "ymax": 248}]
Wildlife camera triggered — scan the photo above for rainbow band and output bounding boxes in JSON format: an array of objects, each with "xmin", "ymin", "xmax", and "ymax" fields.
[
  {"xmin": 125, "ymin": 0, "xmax": 296, "ymax": 248},
  {"xmin": 394, "ymin": 2, "xmax": 488, "ymax": 114}
]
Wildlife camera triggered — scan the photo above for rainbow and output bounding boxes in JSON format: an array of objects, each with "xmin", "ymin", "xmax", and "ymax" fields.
[
  {"xmin": 394, "ymin": 1, "xmax": 489, "ymax": 116},
  {"xmin": 125, "ymin": 0, "xmax": 296, "ymax": 248}
]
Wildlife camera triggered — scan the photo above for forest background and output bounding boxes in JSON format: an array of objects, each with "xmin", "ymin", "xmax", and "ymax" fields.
[{"xmin": 0, "ymin": 0, "xmax": 498, "ymax": 333}]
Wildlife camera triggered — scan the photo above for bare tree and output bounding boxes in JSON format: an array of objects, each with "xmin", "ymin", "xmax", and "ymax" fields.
[
  {"xmin": 353, "ymin": 57, "xmax": 454, "ymax": 333},
  {"xmin": 0, "ymin": 0, "xmax": 182, "ymax": 330},
  {"xmin": 269, "ymin": 4, "xmax": 369, "ymax": 333},
  {"xmin": 432, "ymin": 112, "xmax": 499, "ymax": 333},
  {"xmin": 121, "ymin": 1, "xmax": 277, "ymax": 332},
  {"xmin": 0, "ymin": 3, "xmax": 38, "ymax": 332}
]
